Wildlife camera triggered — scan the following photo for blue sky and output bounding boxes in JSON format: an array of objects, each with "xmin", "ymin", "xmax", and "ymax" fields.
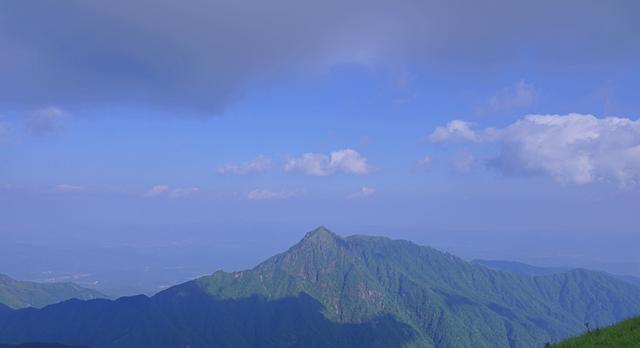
[{"xmin": 1, "ymin": 1, "xmax": 640, "ymax": 279}]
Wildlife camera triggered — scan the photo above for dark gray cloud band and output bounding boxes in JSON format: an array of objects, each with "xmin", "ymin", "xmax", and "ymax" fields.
[{"xmin": 0, "ymin": 0, "xmax": 638, "ymax": 114}]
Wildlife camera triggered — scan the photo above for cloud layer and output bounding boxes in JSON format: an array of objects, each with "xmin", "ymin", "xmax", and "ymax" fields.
[
  {"xmin": 217, "ymin": 156, "xmax": 271, "ymax": 175},
  {"xmin": 52, "ymin": 184, "xmax": 85, "ymax": 193},
  {"xmin": 432, "ymin": 113, "xmax": 640, "ymax": 187},
  {"xmin": 246, "ymin": 188, "xmax": 305, "ymax": 200},
  {"xmin": 0, "ymin": 1, "xmax": 637, "ymax": 113},
  {"xmin": 348, "ymin": 186, "xmax": 376, "ymax": 199},
  {"xmin": 144, "ymin": 185, "xmax": 200, "ymax": 198},
  {"xmin": 429, "ymin": 120, "xmax": 483, "ymax": 143},
  {"xmin": 453, "ymin": 151, "xmax": 475, "ymax": 175},
  {"xmin": 285, "ymin": 149, "xmax": 372, "ymax": 176},
  {"xmin": 26, "ymin": 106, "xmax": 66, "ymax": 136},
  {"xmin": 477, "ymin": 80, "xmax": 536, "ymax": 115}
]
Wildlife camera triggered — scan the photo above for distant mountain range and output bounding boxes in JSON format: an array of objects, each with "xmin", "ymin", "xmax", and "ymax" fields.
[
  {"xmin": 1, "ymin": 227, "xmax": 640, "ymax": 347},
  {"xmin": 0, "ymin": 274, "xmax": 106, "ymax": 309},
  {"xmin": 474, "ymin": 259, "xmax": 640, "ymax": 287},
  {"xmin": 472, "ymin": 260, "xmax": 573, "ymax": 277}
]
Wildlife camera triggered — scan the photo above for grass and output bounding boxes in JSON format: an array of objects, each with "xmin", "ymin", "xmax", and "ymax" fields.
[{"xmin": 553, "ymin": 316, "xmax": 640, "ymax": 347}]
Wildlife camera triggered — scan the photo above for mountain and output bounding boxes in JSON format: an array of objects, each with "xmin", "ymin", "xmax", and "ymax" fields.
[
  {"xmin": 613, "ymin": 275, "xmax": 640, "ymax": 288},
  {"xmin": 0, "ymin": 273, "xmax": 106, "ymax": 309},
  {"xmin": 473, "ymin": 260, "xmax": 572, "ymax": 276},
  {"xmin": 552, "ymin": 316, "xmax": 640, "ymax": 347},
  {"xmin": 1, "ymin": 227, "xmax": 640, "ymax": 347},
  {"xmin": 474, "ymin": 259, "xmax": 640, "ymax": 288}
]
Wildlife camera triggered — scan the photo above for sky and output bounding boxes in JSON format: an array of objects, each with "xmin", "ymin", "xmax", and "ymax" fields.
[{"xmin": 1, "ymin": 0, "xmax": 640, "ymax": 288}]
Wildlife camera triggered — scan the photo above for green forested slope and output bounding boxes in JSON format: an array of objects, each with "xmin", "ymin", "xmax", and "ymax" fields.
[
  {"xmin": 1, "ymin": 227, "xmax": 639, "ymax": 348},
  {"xmin": 553, "ymin": 316, "xmax": 640, "ymax": 347},
  {"xmin": 474, "ymin": 259, "xmax": 640, "ymax": 288}
]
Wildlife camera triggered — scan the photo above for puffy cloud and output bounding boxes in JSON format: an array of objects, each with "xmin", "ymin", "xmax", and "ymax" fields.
[
  {"xmin": 348, "ymin": 186, "xmax": 376, "ymax": 199},
  {"xmin": 51, "ymin": 184, "xmax": 85, "ymax": 193},
  {"xmin": 0, "ymin": 1, "xmax": 636, "ymax": 114},
  {"xmin": 477, "ymin": 80, "xmax": 536, "ymax": 114},
  {"xmin": 26, "ymin": 106, "xmax": 66, "ymax": 136},
  {"xmin": 144, "ymin": 185, "xmax": 200, "ymax": 198},
  {"xmin": 429, "ymin": 120, "xmax": 482, "ymax": 143},
  {"xmin": 492, "ymin": 114, "xmax": 640, "ymax": 187},
  {"xmin": 432, "ymin": 113, "xmax": 640, "ymax": 187},
  {"xmin": 246, "ymin": 188, "xmax": 305, "ymax": 200},
  {"xmin": 217, "ymin": 155, "xmax": 271, "ymax": 175},
  {"xmin": 285, "ymin": 149, "xmax": 372, "ymax": 176}
]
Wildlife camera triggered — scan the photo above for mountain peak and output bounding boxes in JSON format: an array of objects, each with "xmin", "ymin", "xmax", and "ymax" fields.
[
  {"xmin": 296, "ymin": 226, "xmax": 344, "ymax": 250},
  {"xmin": 303, "ymin": 226, "xmax": 338, "ymax": 240}
]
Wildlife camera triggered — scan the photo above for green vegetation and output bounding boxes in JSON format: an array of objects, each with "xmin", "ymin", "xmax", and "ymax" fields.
[
  {"xmin": 474, "ymin": 259, "xmax": 640, "ymax": 288},
  {"xmin": 553, "ymin": 316, "xmax": 640, "ymax": 347},
  {"xmin": 1, "ymin": 227, "xmax": 640, "ymax": 347},
  {"xmin": 0, "ymin": 273, "xmax": 105, "ymax": 309}
]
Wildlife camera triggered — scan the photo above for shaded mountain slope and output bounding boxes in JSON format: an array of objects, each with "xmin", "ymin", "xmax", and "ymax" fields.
[
  {"xmin": 0, "ymin": 292, "xmax": 418, "ymax": 348},
  {"xmin": 1, "ymin": 227, "xmax": 640, "ymax": 348},
  {"xmin": 0, "ymin": 274, "xmax": 105, "ymax": 309}
]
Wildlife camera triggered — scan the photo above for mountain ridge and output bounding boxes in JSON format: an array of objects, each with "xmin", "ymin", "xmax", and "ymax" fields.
[
  {"xmin": 474, "ymin": 259, "xmax": 640, "ymax": 288},
  {"xmin": 1, "ymin": 227, "xmax": 640, "ymax": 348}
]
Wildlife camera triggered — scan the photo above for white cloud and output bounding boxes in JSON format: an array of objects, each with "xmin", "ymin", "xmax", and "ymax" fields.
[
  {"xmin": 217, "ymin": 155, "xmax": 271, "ymax": 175},
  {"xmin": 26, "ymin": 106, "xmax": 66, "ymax": 136},
  {"xmin": 493, "ymin": 114, "xmax": 640, "ymax": 187},
  {"xmin": 348, "ymin": 186, "xmax": 376, "ymax": 199},
  {"xmin": 284, "ymin": 149, "xmax": 372, "ymax": 176},
  {"xmin": 144, "ymin": 185, "xmax": 200, "ymax": 198},
  {"xmin": 145, "ymin": 185, "xmax": 170, "ymax": 197},
  {"xmin": 432, "ymin": 113, "xmax": 640, "ymax": 187},
  {"xmin": 478, "ymin": 80, "xmax": 536, "ymax": 114},
  {"xmin": 429, "ymin": 120, "xmax": 482, "ymax": 143},
  {"xmin": 246, "ymin": 188, "xmax": 305, "ymax": 200},
  {"xmin": 52, "ymin": 184, "xmax": 85, "ymax": 193}
]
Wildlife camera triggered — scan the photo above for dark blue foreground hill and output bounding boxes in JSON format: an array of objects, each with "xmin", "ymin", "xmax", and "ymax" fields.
[{"xmin": 1, "ymin": 227, "xmax": 640, "ymax": 348}]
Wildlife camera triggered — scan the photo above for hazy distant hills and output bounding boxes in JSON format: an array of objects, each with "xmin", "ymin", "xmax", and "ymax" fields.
[
  {"xmin": 474, "ymin": 259, "xmax": 640, "ymax": 288},
  {"xmin": 0, "ymin": 273, "xmax": 106, "ymax": 309},
  {"xmin": 1, "ymin": 227, "xmax": 640, "ymax": 347},
  {"xmin": 473, "ymin": 260, "xmax": 573, "ymax": 277}
]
